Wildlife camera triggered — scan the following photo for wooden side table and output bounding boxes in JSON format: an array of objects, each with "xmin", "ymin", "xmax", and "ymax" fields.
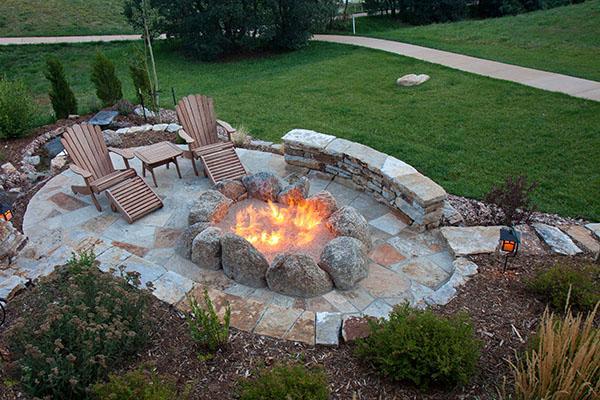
[{"xmin": 134, "ymin": 142, "xmax": 184, "ymax": 187}]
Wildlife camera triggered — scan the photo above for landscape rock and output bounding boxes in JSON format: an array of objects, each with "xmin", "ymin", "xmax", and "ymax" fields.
[
  {"xmin": 563, "ymin": 225, "xmax": 599, "ymax": 254},
  {"xmin": 221, "ymin": 233, "xmax": 269, "ymax": 288},
  {"xmin": 176, "ymin": 221, "xmax": 211, "ymax": 258},
  {"xmin": 316, "ymin": 312, "xmax": 342, "ymax": 345},
  {"xmin": 306, "ymin": 191, "xmax": 338, "ymax": 218},
  {"xmin": 326, "ymin": 206, "xmax": 371, "ymax": 251},
  {"xmin": 191, "ymin": 227, "xmax": 223, "ymax": 270},
  {"xmin": 342, "ymin": 315, "xmax": 374, "ymax": 342},
  {"xmin": 277, "ymin": 176, "xmax": 309, "ymax": 205},
  {"xmin": 242, "ymin": 172, "xmax": 282, "ymax": 202},
  {"xmin": 50, "ymin": 154, "xmax": 68, "ymax": 173},
  {"xmin": 152, "ymin": 123, "xmax": 169, "ymax": 131},
  {"xmin": 102, "ymin": 129, "xmax": 122, "ymax": 146},
  {"xmin": 396, "ymin": 74, "xmax": 430, "ymax": 87},
  {"xmin": 514, "ymin": 224, "xmax": 547, "ymax": 255},
  {"xmin": 23, "ymin": 155, "xmax": 41, "ymax": 166},
  {"xmin": 0, "ymin": 220, "xmax": 27, "ymax": 264},
  {"xmin": 1, "ymin": 163, "xmax": 17, "ymax": 175},
  {"xmin": 267, "ymin": 253, "xmax": 333, "ymax": 297},
  {"xmin": 166, "ymin": 123, "xmax": 182, "ymax": 133},
  {"xmin": 133, "ymin": 105, "xmax": 156, "ymax": 118},
  {"xmin": 0, "ymin": 275, "xmax": 27, "ymax": 300},
  {"xmin": 215, "ymin": 179, "xmax": 247, "ymax": 201},
  {"xmin": 452, "ymin": 257, "xmax": 478, "ymax": 278},
  {"xmin": 319, "ymin": 236, "xmax": 368, "ymax": 290},
  {"xmin": 532, "ymin": 223, "xmax": 582, "ymax": 256},
  {"xmin": 189, "ymin": 190, "xmax": 233, "ymax": 225},
  {"xmin": 440, "ymin": 226, "xmax": 504, "ymax": 256}
]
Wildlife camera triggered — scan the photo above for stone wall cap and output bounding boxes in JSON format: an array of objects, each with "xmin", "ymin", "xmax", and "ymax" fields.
[
  {"xmin": 282, "ymin": 129, "xmax": 336, "ymax": 150},
  {"xmin": 381, "ymin": 156, "xmax": 417, "ymax": 179},
  {"xmin": 394, "ymin": 173, "xmax": 447, "ymax": 206}
]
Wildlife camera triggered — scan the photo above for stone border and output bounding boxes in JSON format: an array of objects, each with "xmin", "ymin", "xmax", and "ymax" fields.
[{"xmin": 281, "ymin": 129, "xmax": 447, "ymax": 229}]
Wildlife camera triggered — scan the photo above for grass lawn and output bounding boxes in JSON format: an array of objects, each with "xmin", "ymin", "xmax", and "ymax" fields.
[
  {"xmin": 328, "ymin": 0, "xmax": 600, "ymax": 81},
  {"xmin": 0, "ymin": 41, "xmax": 598, "ymax": 220},
  {"xmin": 0, "ymin": 0, "xmax": 133, "ymax": 37}
]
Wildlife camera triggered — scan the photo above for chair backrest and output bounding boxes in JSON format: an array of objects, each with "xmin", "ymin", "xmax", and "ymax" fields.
[
  {"xmin": 61, "ymin": 124, "xmax": 115, "ymax": 181},
  {"xmin": 176, "ymin": 94, "xmax": 218, "ymax": 149}
]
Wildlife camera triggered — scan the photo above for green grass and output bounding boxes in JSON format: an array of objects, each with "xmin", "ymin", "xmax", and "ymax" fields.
[
  {"xmin": 0, "ymin": 41, "xmax": 598, "ymax": 219},
  {"xmin": 329, "ymin": 0, "xmax": 600, "ymax": 81},
  {"xmin": 0, "ymin": 0, "xmax": 133, "ymax": 37}
]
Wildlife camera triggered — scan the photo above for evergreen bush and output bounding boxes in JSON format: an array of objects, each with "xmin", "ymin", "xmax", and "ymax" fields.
[
  {"xmin": 238, "ymin": 364, "xmax": 329, "ymax": 400},
  {"xmin": 0, "ymin": 78, "xmax": 38, "ymax": 139},
  {"xmin": 91, "ymin": 52, "xmax": 123, "ymax": 106},
  {"xmin": 93, "ymin": 367, "xmax": 181, "ymax": 400},
  {"xmin": 129, "ymin": 49, "xmax": 155, "ymax": 110},
  {"xmin": 45, "ymin": 57, "xmax": 77, "ymax": 119}
]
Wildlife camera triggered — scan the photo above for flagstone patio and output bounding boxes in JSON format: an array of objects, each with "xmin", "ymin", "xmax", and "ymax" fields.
[{"xmin": 17, "ymin": 146, "xmax": 476, "ymax": 345}]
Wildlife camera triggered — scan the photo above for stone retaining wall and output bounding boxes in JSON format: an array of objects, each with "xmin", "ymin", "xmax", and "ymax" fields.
[{"xmin": 282, "ymin": 129, "xmax": 447, "ymax": 229}]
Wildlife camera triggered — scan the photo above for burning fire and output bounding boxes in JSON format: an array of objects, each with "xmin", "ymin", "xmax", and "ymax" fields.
[{"xmin": 234, "ymin": 199, "xmax": 324, "ymax": 252}]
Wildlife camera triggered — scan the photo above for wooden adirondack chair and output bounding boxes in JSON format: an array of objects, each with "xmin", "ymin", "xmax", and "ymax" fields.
[
  {"xmin": 176, "ymin": 94, "xmax": 247, "ymax": 184},
  {"xmin": 61, "ymin": 124, "xmax": 163, "ymax": 223}
]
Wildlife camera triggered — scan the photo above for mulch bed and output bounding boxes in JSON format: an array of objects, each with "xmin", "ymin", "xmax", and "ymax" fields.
[{"xmin": 2, "ymin": 253, "xmax": 594, "ymax": 400}]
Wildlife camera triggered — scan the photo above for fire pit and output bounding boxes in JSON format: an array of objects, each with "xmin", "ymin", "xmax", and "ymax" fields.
[{"xmin": 180, "ymin": 172, "xmax": 372, "ymax": 298}]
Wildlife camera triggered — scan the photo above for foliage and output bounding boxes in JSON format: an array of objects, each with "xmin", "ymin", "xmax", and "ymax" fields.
[
  {"xmin": 115, "ymin": 99, "xmax": 135, "ymax": 116},
  {"xmin": 477, "ymin": 0, "xmax": 581, "ymax": 17},
  {"xmin": 0, "ymin": 78, "xmax": 38, "ymax": 139},
  {"xmin": 356, "ymin": 304, "xmax": 480, "ymax": 388},
  {"xmin": 123, "ymin": 0, "xmax": 164, "ymax": 39},
  {"xmin": 238, "ymin": 364, "xmax": 329, "ymax": 400},
  {"xmin": 527, "ymin": 263, "xmax": 599, "ymax": 312},
  {"xmin": 91, "ymin": 51, "xmax": 123, "ymax": 106},
  {"xmin": 6, "ymin": 250, "xmax": 151, "ymax": 399},
  {"xmin": 129, "ymin": 48, "xmax": 155, "ymax": 110},
  {"xmin": 92, "ymin": 367, "xmax": 181, "ymax": 400},
  {"xmin": 45, "ymin": 56, "xmax": 77, "ymax": 119},
  {"xmin": 364, "ymin": 0, "xmax": 468, "ymax": 24},
  {"xmin": 484, "ymin": 175, "xmax": 538, "ymax": 225},
  {"xmin": 186, "ymin": 289, "xmax": 231, "ymax": 357},
  {"xmin": 510, "ymin": 304, "xmax": 599, "ymax": 400},
  {"xmin": 150, "ymin": 0, "xmax": 338, "ymax": 60}
]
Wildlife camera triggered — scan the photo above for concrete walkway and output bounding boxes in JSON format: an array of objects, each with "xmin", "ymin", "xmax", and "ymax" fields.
[
  {"xmin": 0, "ymin": 33, "xmax": 167, "ymax": 45},
  {"xmin": 314, "ymin": 34, "xmax": 600, "ymax": 102}
]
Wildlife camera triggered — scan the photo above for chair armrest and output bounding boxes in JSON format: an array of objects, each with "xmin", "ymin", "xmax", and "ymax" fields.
[
  {"xmin": 70, "ymin": 164, "xmax": 92, "ymax": 179},
  {"xmin": 108, "ymin": 147, "xmax": 135, "ymax": 159},
  {"xmin": 216, "ymin": 119, "xmax": 236, "ymax": 134},
  {"xmin": 178, "ymin": 129, "xmax": 195, "ymax": 144}
]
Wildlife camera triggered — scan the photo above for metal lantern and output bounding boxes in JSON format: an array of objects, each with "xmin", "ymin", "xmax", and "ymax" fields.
[
  {"xmin": 499, "ymin": 227, "xmax": 520, "ymax": 271},
  {"xmin": 0, "ymin": 203, "xmax": 13, "ymax": 222}
]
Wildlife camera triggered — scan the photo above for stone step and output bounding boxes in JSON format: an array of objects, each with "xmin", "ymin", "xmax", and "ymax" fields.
[{"xmin": 532, "ymin": 223, "xmax": 582, "ymax": 256}]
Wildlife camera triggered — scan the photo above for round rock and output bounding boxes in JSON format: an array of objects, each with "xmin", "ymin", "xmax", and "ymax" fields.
[
  {"xmin": 306, "ymin": 190, "xmax": 338, "ymax": 218},
  {"xmin": 277, "ymin": 176, "xmax": 309, "ymax": 206},
  {"xmin": 215, "ymin": 179, "xmax": 247, "ymax": 201},
  {"xmin": 175, "ymin": 221, "xmax": 211, "ymax": 258},
  {"xmin": 242, "ymin": 172, "xmax": 282, "ymax": 202},
  {"xmin": 189, "ymin": 190, "xmax": 233, "ymax": 225},
  {"xmin": 191, "ymin": 227, "xmax": 222, "ymax": 270},
  {"xmin": 266, "ymin": 253, "xmax": 333, "ymax": 297},
  {"xmin": 319, "ymin": 236, "xmax": 368, "ymax": 290},
  {"xmin": 221, "ymin": 233, "xmax": 269, "ymax": 288},
  {"xmin": 326, "ymin": 206, "xmax": 372, "ymax": 251}
]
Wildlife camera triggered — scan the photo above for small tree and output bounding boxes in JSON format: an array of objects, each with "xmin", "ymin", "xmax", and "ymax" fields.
[
  {"xmin": 129, "ymin": 47, "xmax": 156, "ymax": 111},
  {"xmin": 91, "ymin": 51, "xmax": 123, "ymax": 107},
  {"xmin": 0, "ymin": 78, "xmax": 38, "ymax": 139},
  {"xmin": 45, "ymin": 57, "xmax": 77, "ymax": 119},
  {"xmin": 484, "ymin": 175, "xmax": 538, "ymax": 226}
]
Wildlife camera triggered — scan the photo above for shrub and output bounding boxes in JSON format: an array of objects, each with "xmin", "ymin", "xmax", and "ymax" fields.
[
  {"xmin": 364, "ymin": 0, "xmax": 468, "ymax": 24},
  {"xmin": 477, "ymin": 0, "xmax": 575, "ymax": 17},
  {"xmin": 0, "ymin": 78, "xmax": 38, "ymax": 139},
  {"xmin": 356, "ymin": 304, "xmax": 480, "ymax": 388},
  {"xmin": 115, "ymin": 99, "xmax": 135, "ymax": 116},
  {"xmin": 527, "ymin": 263, "xmax": 599, "ymax": 312},
  {"xmin": 129, "ymin": 48, "xmax": 155, "ymax": 110},
  {"xmin": 484, "ymin": 175, "xmax": 537, "ymax": 226},
  {"xmin": 6, "ymin": 250, "xmax": 151, "ymax": 399},
  {"xmin": 186, "ymin": 289, "xmax": 231, "ymax": 357},
  {"xmin": 510, "ymin": 305, "xmax": 599, "ymax": 400},
  {"xmin": 149, "ymin": 0, "xmax": 337, "ymax": 60},
  {"xmin": 238, "ymin": 364, "xmax": 329, "ymax": 400},
  {"xmin": 91, "ymin": 52, "xmax": 123, "ymax": 107},
  {"xmin": 92, "ymin": 367, "xmax": 180, "ymax": 400},
  {"xmin": 45, "ymin": 57, "xmax": 77, "ymax": 120}
]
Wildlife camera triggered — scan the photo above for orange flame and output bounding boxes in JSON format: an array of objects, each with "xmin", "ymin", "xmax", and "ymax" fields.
[{"xmin": 234, "ymin": 199, "xmax": 324, "ymax": 252}]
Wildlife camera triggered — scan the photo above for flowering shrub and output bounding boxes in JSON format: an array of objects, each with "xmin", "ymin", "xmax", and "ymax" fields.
[{"xmin": 6, "ymin": 250, "xmax": 151, "ymax": 399}]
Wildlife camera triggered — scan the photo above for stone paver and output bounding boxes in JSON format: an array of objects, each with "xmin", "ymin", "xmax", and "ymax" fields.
[
  {"xmin": 440, "ymin": 226, "xmax": 504, "ymax": 256},
  {"xmin": 532, "ymin": 223, "xmax": 582, "ymax": 256},
  {"xmin": 361, "ymin": 263, "xmax": 411, "ymax": 298},
  {"xmin": 585, "ymin": 223, "xmax": 600, "ymax": 240},
  {"xmin": 283, "ymin": 311, "xmax": 316, "ymax": 345},
  {"xmin": 316, "ymin": 312, "xmax": 342, "ymax": 345},
  {"xmin": 514, "ymin": 224, "xmax": 548, "ymax": 255},
  {"xmin": 152, "ymin": 271, "xmax": 195, "ymax": 304},
  {"xmin": 399, "ymin": 258, "xmax": 451, "ymax": 290},
  {"xmin": 314, "ymin": 35, "xmax": 600, "ymax": 102},
  {"xmin": 369, "ymin": 213, "xmax": 407, "ymax": 236},
  {"xmin": 254, "ymin": 304, "xmax": 303, "ymax": 339},
  {"xmin": 369, "ymin": 243, "xmax": 405, "ymax": 267},
  {"xmin": 564, "ymin": 225, "xmax": 599, "ymax": 254}
]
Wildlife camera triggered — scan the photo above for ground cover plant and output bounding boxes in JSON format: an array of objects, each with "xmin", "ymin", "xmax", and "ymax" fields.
[
  {"xmin": 1, "ymin": 42, "xmax": 599, "ymax": 221},
  {"xmin": 328, "ymin": 0, "xmax": 600, "ymax": 81},
  {"xmin": 93, "ymin": 367, "xmax": 184, "ymax": 400},
  {"xmin": 186, "ymin": 289, "xmax": 231, "ymax": 358},
  {"xmin": 356, "ymin": 304, "xmax": 481, "ymax": 388},
  {"xmin": 4, "ymin": 251, "xmax": 151, "ymax": 399}
]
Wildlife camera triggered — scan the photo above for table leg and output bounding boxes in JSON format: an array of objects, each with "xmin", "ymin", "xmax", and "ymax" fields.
[
  {"xmin": 150, "ymin": 167, "xmax": 158, "ymax": 187},
  {"xmin": 174, "ymin": 157, "xmax": 182, "ymax": 179},
  {"xmin": 142, "ymin": 163, "xmax": 146, "ymax": 177}
]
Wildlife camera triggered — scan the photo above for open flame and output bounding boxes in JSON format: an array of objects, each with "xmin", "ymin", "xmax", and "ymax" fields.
[{"xmin": 234, "ymin": 199, "xmax": 324, "ymax": 252}]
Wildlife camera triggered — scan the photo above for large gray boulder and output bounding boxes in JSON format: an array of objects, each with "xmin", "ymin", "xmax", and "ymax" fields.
[
  {"xmin": 215, "ymin": 179, "xmax": 247, "ymax": 201},
  {"xmin": 277, "ymin": 176, "xmax": 309, "ymax": 206},
  {"xmin": 319, "ymin": 236, "xmax": 368, "ymax": 290},
  {"xmin": 189, "ymin": 190, "xmax": 233, "ymax": 225},
  {"xmin": 267, "ymin": 253, "xmax": 333, "ymax": 297},
  {"xmin": 306, "ymin": 191, "xmax": 338, "ymax": 218},
  {"xmin": 242, "ymin": 172, "xmax": 282, "ymax": 202},
  {"xmin": 221, "ymin": 233, "xmax": 269, "ymax": 288},
  {"xmin": 176, "ymin": 222, "xmax": 211, "ymax": 258},
  {"xmin": 326, "ymin": 206, "xmax": 372, "ymax": 251},
  {"xmin": 191, "ymin": 227, "xmax": 222, "ymax": 270}
]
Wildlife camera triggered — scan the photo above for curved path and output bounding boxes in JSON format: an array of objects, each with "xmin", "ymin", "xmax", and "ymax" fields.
[{"xmin": 314, "ymin": 35, "xmax": 600, "ymax": 102}]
